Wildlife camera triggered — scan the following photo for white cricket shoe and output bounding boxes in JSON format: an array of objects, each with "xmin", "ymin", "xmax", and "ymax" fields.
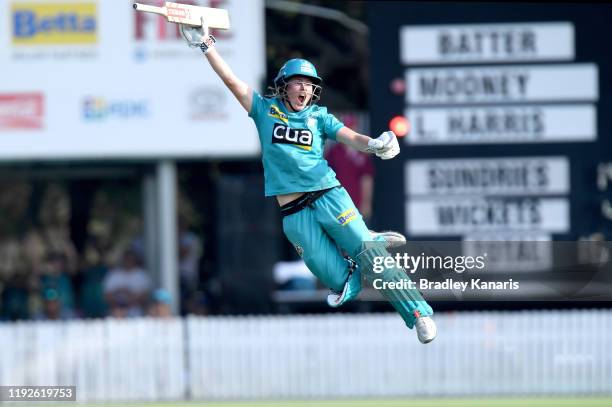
[
  {"xmin": 369, "ymin": 230, "xmax": 406, "ymax": 249},
  {"xmin": 415, "ymin": 316, "xmax": 437, "ymax": 344},
  {"xmin": 326, "ymin": 288, "xmax": 344, "ymax": 308}
]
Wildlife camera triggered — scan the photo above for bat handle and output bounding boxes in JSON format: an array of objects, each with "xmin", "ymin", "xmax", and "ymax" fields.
[{"xmin": 133, "ymin": 3, "xmax": 167, "ymax": 17}]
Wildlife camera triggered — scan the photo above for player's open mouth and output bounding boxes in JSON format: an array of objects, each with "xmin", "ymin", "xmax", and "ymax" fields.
[{"xmin": 298, "ymin": 95, "xmax": 306, "ymax": 104}]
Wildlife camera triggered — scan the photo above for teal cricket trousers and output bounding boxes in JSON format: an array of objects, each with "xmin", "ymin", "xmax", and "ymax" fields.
[{"xmin": 281, "ymin": 186, "xmax": 433, "ymax": 328}]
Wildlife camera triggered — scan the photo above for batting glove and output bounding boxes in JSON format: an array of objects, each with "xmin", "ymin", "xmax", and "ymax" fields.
[
  {"xmin": 367, "ymin": 131, "xmax": 400, "ymax": 160},
  {"xmin": 180, "ymin": 17, "xmax": 216, "ymax": 54}
]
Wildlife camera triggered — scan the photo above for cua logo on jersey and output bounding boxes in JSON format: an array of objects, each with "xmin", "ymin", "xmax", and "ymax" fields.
[
  {"xmin": 337, "ymin": 209, "xmax": 357, "ymax": 226},
  {"xmin": 272, "ymin": 123, "xmax": 313, "ymax": 150},
  {"xmin": 268, "ymin": 105, "xmax": 288, "ymax": 123}
]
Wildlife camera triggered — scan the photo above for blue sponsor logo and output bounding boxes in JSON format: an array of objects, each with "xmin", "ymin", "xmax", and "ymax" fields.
[
  {"xmin": 82, "ymin": 97, "xmax": 149, "ymax": 121},
  {"xmin": 337, "ymin": 209, "xmax": 357, "ymax": 226}
]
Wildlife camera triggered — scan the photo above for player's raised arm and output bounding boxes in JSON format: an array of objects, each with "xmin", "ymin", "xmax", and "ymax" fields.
[
  {"xmin": 204, "ymin": 47, "xmax": 252, "ymax": 112},
  {"xmin": 180, "ymin": 21, "xmax": 252, "ymax": 113}
]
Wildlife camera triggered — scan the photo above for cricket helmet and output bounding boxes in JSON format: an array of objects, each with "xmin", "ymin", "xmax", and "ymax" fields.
[
  {"xmin": 273, "ymin": 58, "xmax": 322, "ymax": 105},
  {"xmin": 274, "ymin": 59, "xmax": 322, "ymax": 86}
]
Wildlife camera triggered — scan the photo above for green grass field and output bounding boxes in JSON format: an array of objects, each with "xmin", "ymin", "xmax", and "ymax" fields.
[{"xmin": 42, "ymin": 398, "xmax": 612, "ymax": 407}]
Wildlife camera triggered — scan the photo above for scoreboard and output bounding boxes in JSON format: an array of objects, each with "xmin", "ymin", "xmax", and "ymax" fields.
[{"xmin": 368, "ymin": 2, "xmax": 612, "ymax": 242}]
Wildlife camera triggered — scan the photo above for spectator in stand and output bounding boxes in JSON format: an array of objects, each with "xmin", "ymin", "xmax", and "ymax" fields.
[
  {"xmin": 108, "ymin": 297, "xmax": 130, "ymax": 319},
  {"xmin": 76, "ymin": 236, "xmax": 112, "ymax": 318},
  {"xmin": 147, "ymin": 289, "xmax": 173, "ymax": 318},
  {"xmin": 78, "ymin": 262, "xmax": 109, "ymax": 318},
  {"xmin": 184, "ymin": 290, "xmax": 210, "ymax": 316},
  {"xmin": 37, "ymin": 252, "xmax": 76, "ymax": 315},
  {"xmin": 103, "ymin": 249, "xmax": 152, "ymax": 317},
  {"xmin": 0, "ymin": 272, "xmax": 32, "ymax": 321},
  {"xmin": 178, "ymin": 221, "xmax": 203, "ymax": 310},
  {"xmin": 34, "ymin": 288, "xmax": 74, "ymax": 321}
]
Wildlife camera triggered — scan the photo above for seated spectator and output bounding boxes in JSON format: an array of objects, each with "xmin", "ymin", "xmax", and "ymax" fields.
[
  {"xmin": 38, "ymin": 252, "xmax": 75, "ymax": 314},
  {"xmin": 103, "ymin": 249, "xmax": 152, "ymax": 317},
  {"xmin": 78, "ymin": 263, "xmax": 109, "ymax": 318},
  {"xmin": 34, "ymin": 288, "xmax": 74, "ymax": 321},
  {"xmin": 0, "ymin": 273, "xmax": 31, "ymax": 321},
  {"xmin": 108, "ymin": 296, "xmax": 130, "ymax": 319},
  {"xmin": 184, "ymin": 290, "xmax": 210, "ymax": 316},
  {"xmin": 147, "ymin": 289, "xmax": 173, "ymax": 318},
  {"xmin": 178, "ymin": 223, "xmax": 203, "ymax": 313}
]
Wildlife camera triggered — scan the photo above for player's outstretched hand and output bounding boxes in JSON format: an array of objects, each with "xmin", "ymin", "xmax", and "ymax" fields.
[
  {"xmin": 367, "ymin": 131, "xmax": 400, "ymax": 160},
  {"xmin": 180, "ymin": 17, "xmax": 214, "ymax": 51}
]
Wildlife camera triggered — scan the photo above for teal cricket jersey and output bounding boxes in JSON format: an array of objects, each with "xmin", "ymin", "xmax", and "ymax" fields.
[{"xmin": 248, "ymin": 90, "xmax": 344, "ymax": 196}]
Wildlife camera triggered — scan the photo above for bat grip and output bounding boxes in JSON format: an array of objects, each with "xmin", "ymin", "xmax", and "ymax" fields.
[
  {"xmin": 201, "ymin": 17, "xmax": 210, "ymax": 37},
  {"xmin": 133, "ymin": 3, "xmax": 166, "ymax": 16}
]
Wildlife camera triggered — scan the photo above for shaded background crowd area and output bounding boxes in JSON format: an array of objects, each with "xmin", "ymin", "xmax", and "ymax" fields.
[
  {"xmin": 0, "ymin": 179, "xmax": 198, "ymax": 320},
  {"xmin": 0, "ymin": 0, "xmax": 372, "ymax": 321}
]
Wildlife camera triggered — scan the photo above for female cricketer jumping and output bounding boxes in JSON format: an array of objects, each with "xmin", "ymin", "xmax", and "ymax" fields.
[{"xmin": 183, "ymin": 25, "xmax": 437, "ymax": 343}]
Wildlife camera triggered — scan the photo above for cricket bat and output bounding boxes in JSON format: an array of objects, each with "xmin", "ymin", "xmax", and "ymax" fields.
[{"xmin": 133, "ymin": 2, "xmax": 230, "ymax": 29}]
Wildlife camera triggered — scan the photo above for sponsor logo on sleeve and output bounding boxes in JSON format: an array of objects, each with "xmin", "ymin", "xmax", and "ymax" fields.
[
  {"xmin": 337, "ymin": 208, "xmax": 357, "ymax": 226},
  {"xmin": 268, "ymin": 105, "xmax": 288, "ymax": 123}
]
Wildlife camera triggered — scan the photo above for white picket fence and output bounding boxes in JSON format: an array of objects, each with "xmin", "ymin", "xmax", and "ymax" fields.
[
  {"xmin": 0, "ymin": 318, "xmax": 186, "ymax": 402},
  {"xmin": 0, "ymin": 310, "xmax": 610, "ymax": 402}
]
